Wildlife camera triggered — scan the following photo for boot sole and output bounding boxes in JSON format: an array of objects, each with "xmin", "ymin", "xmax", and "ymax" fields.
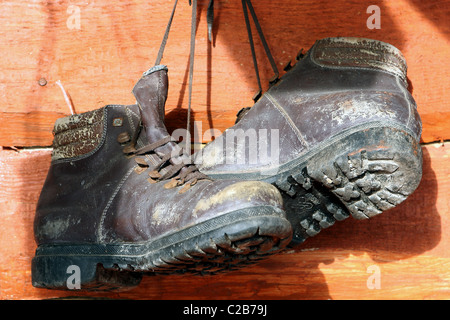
[
  {"xmin": 276, "ymin": 125, "xmax": 422, "ymax": 244},
  {"xmin": 32, "ymin": 206, "xmax": 292, "ymax": 291},
  {"xmin": 203, "ymin": 124, "xmax": 422, "ymax": 244}
]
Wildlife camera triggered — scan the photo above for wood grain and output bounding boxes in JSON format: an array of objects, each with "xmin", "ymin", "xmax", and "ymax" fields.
[
  {"xmin": 0, "ymin": 142, "xmax": 448, "ymax": 300},
  {"xmin": 0, "ymin": 0, "xmax": 449, "ymax": 146}
]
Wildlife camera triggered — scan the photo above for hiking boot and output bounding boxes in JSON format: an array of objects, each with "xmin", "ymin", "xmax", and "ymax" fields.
[
  {"xmin": 32, "ymin": 66, "xmax": 292, "ymax": 291},
  {"xmin": 196, "ymin": 37, "xmax": 423, "ymax": 244}
]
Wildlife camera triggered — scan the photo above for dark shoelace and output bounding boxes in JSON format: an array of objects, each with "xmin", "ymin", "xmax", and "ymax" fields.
[
  {"xmin": 240, "ymin": 0, "xmax": 279, "ymax": 102},
  {"xmin": 206, "ymin": 0, "xmax": 279, "ymax": 102},
  {"xmin": 128, "ymin": 0, "xmax": 279, "ymax": 190},
  {"xmin": 124, "ymin": 0, "xmax": 206, "ymax": 192},
  {"xmin": 124, "ymin": 133, "xmax": 208, "ymax": 193}
]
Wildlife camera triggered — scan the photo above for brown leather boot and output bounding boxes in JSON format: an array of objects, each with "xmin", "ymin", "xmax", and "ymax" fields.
[
  {"xmin": 32, "ymin": 66, "xmax": 292, "ymax": 291},
  {"xmin": 197, "ymin": 37, "xmax": 423, "ymax": 244}
]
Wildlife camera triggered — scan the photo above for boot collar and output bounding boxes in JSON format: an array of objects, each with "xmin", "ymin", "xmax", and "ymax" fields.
[{"xmin": 310, "ymin": 37, "xmax": 407, "ymax": 85}]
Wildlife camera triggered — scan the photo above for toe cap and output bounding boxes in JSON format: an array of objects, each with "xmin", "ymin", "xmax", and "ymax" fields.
[{"xmin": 192, "ymin": 181, "xmax": 284, "ymax": 219}]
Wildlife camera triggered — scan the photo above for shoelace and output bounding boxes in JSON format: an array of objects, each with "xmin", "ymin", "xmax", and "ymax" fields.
[
  {"xmin": 127, "ymin": 0, "xmax": 208, "ymax": 192},
  {"xmin": 240, "ymin": 0, "xmax": 279, "ymax": 102},
  {"xmin": 206, "ymin": 0, "xmax": 279, "ymax": 102},
  {"xmin": 128, "ymin": 0, "xmax": 280, "ymax": 189},
  {"xmin": 236, "ymin": 1, "xmax": 305, "ymax": 121},
  {"xmin": 158, "ymin": 0, "xmax": 280, "ymax": 122},
  {"xmin": 124, "ymin": 134, "xmax": 207, "ymax": 193}
]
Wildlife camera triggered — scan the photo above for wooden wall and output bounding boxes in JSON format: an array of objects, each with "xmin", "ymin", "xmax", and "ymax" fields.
[{"xmin": 0, "ymin": 0, "xmax": 449, "ymax": 300}]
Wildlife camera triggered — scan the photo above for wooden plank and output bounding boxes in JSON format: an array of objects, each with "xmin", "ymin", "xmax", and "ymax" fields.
[
  {"xmin": 0, "ymin": 142, "xmax": 448, "ymax": 299},
  {"xmin": 0, "ymin": 111, "xmax": 65, "ymax": 147},
  {"xmin": 0, "ymin": 0, "xmax": 449, "ymax": 146}
]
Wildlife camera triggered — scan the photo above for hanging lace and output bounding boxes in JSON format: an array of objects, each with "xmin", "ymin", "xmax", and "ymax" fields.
[
  {"xmin": 241, "ymin": 0, "xmax": 279, "ymax": 101},
  {"xmin": 207, "ymin": 0, "xmax": 279, "ymax": 102},
  {"xmin": 129, "ymin": 0, "xmax": 280, "ymax": 189},
  {"xmin": 127, "ymin": 0, "xmax": 208, "ymax": 192}
]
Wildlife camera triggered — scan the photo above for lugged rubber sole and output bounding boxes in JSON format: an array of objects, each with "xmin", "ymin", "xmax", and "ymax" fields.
[
  {"xmin": 32, "ymin": 206, "xmax": 292, "ymax": 291},
  {"xmin": 273, "ymin": 126, "xmax": 423, "ymax": 244}
]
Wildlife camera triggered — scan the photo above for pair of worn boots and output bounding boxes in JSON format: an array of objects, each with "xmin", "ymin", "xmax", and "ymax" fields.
[{"xmin": 32, "ymin": 37, "xmax": 422, "ymax": 291}]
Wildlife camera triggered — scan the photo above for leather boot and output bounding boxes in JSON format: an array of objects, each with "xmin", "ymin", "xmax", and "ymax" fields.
[
  {"xmin": 197, "ymin": 37, "xmax": 422, "ymax": 244},
  {"xmin": 32, "ymin": 66, "xmax": 292, "ymax": 291}
]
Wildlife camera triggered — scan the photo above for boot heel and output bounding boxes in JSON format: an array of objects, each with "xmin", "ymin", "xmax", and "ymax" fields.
[{"xmin": 31, "ymin": 254, "xmax": 142, "ymax": 291}]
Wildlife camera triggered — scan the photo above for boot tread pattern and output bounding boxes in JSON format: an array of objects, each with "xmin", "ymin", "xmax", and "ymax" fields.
[
  {"xmin": 317, "ymin": 149, "xmax": 408, "ymax": 220},
  {"xmin": 275, "ymin": 136, "xmax": 421, "ymax": 245},
  {"xmin": 275, "ymin": 169, "xmax": 348, "ymax": 243}
]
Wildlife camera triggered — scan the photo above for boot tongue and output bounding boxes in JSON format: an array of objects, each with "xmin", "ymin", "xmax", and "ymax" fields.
[{"xmin": 132, "ymin": 65, "xmax": 178, "ymax": 156}]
